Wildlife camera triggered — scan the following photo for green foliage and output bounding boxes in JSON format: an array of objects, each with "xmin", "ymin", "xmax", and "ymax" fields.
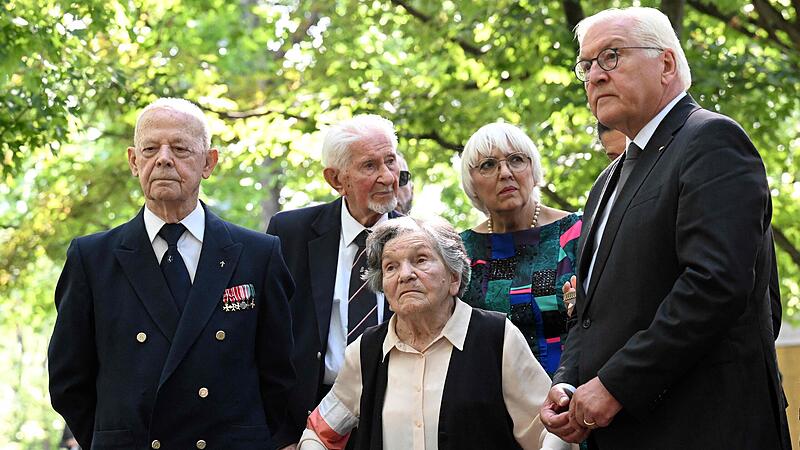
[{"xmin": 1, "ymin": 0, "xmax": 799, "ymax": 447}]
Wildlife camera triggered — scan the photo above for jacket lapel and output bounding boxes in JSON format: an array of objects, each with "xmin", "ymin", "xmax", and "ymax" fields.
[
  {"xmin": 114, "ymin": 208, "xmax": 180, "ymax": 342},
  {"xmin": 158, "ymin": 205, "xmax": 242, "ymax": 388},
  {"xmin": 581, "ymin": 96, "xmax": 700, "ymax": 314},
  {"xmin": 308, "ymin": 198, "xmax": 343, "ymax": 350}
]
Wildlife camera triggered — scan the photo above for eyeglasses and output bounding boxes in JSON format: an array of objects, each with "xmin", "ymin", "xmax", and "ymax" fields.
[
  {"xmin": 472, "ymin": 153, "xmax": 531, "ymax": 177},
  {"xmin": 399, "ymin": 170, "xmax": 410, "ymax": 187},
  {"xmin": 573, "ymin": 46, "xmax": 664, "ymax": 82}
]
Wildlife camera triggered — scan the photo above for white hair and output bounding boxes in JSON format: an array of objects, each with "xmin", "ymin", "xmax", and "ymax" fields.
[
  {"xmin": 575, "ymin": 7, "xmax": 691, "ymax": 90},
  {"xmin": 364, "ymin": 216, "xmax": 470, "ymax": 297},
  {"xmin": 460, "ymin": 122, "xmax": 543, "ymax": 215},
  {"xmin": 321, "ymin": 114, "xmax": 398, "ymax": 170},
  {"xmin": 134, "ymin": 97, "xmax": 212, "ymax": 150}
]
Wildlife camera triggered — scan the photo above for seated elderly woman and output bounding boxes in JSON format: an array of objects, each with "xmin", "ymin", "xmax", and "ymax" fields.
[
  {"xmin": 297, "ymin": 217, "xmax": 568, "ymax": 450},
  {"xmin": 459, "ymin": 123, "xmax": 582, "ymax": 377}
]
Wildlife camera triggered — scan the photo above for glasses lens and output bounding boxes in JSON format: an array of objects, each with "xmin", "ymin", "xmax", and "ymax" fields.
[
  {"xmin": 597, "ymin": 48, "xmax": 618, "ymax": 71},
  {"xmin": 478, "ymin": 158, "xmax": 498, "ymax": 176},
  {"xmin": 575, "ymin": 61, "xmax": 590, "ymax": 81},
  {"xmin": 399, "ymin": 170, "xmax": 410, "ymax": 186},
  {"xmin": 507, "ymin": 154, "xmax": 529, "ymax": 171}
]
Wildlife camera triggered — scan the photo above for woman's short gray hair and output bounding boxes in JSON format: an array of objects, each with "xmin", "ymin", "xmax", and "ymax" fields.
[
  {"xmin": 135, "ymin": 97, "xmax": 212, "ymax": 150},
  {"xmin": 321, "ymin": 114, "xmax": 398, "ymax": 171},
  {"xmin": 364, "ymin": 216, "xmax": 471, "ymax": 297},
  {"xmin": 575, "ymin": 7, "xmax": 691, "ymax": 91},
  {"xmin": 460, "ymin": 122, "xmax": 543, "ymax": 215}
]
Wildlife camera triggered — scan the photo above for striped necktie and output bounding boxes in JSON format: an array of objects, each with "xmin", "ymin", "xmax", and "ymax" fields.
[{"xmin": 347, "ymin": 229, "xmax": 377, "ymax": 344}]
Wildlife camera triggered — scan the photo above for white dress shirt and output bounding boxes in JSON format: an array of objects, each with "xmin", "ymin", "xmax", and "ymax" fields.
[
  {"xmin": 323, "ymin": 198, "xmax": 388, "ymax": 385},
  {"xmin": 143, "ymin": 201, "xmax": 205, "ymax": 282},
  {"xmin": 584, "ymin": 92, "xmax": 687, "ymax": 292}
]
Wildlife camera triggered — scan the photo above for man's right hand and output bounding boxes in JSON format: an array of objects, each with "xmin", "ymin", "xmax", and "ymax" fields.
[{"xmin": 540, "ymin": 384, "xmax": 590, "ymax": 443}]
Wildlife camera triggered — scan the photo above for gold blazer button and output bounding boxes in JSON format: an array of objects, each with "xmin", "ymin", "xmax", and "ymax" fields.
[
  {"xmin": 215, "ymin": 330, "xmax": 226, "ymax": 341},
  {"xmin": 136, "ymin": 332, "xmax": 147, "ymax": 343},
  {"xmin": 196, "ymin": 439, "xmax": 207, "ymax": 449},
  {"xmin": 198, "ymin": 387, "xmax": 209, "ymax": 398}
]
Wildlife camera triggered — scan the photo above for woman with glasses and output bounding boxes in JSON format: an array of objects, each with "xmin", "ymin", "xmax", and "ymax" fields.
[{"xmin": 459, "ymin": 123, "xmax": 581, "ymax": 377}]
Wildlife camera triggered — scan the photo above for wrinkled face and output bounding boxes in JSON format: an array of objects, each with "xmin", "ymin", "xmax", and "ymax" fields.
[
  {"xmin": 470, "ymin": 146, "xmax": 535, "ymax": 215},
  {"xmin": 127, "ymin": 108, "xmax": 217, "ymax": 210},
  {"xmin": 340, "ymin": 134, "xmax": 399, "ymax": 218},
  {"xmin": 600, "ymin": 128, "xmax": 627, "ymax": 161},
  {"xmin": 381, "ymin": 231, "xmax": 460, "ymax": 317},
  {"xmin": 580, "ymin": 18, "xmax": 666, "ymax": 135}
]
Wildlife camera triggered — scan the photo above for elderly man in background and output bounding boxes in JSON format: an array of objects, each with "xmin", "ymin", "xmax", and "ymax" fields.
[
  {"xmin": 394, "ymin": 152, "xmax": 413, "ymax": 215},
  {"xmin": 267, "ymin": 114, "xmax": 403, "ymax": 445},
  {"xmin": 48, "ymin": 98, "xmax": 296, "ymax": 449},
  {"xmin": 541, "ymin": 7, "xmax": 790, "ymax": 450}
]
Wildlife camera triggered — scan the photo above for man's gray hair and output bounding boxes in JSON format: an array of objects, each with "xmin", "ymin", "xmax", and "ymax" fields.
[
  {"xmin": 135, "ymin": 98, "xmax": 212, "ymax": 150},
  {"xmin": 364, "ymin": 217, "xmax": 471, "ymax": 297},
  {"xmin": 460, "ymin": 122, "xmax": 543, "ymax": 215},
  {"xmin": 321, "ymin": 114, "xmax": 398, "ymax": 171},
  {"xmin": 575, "ymin": 7, "xmax": 692, "ymax": 90}
]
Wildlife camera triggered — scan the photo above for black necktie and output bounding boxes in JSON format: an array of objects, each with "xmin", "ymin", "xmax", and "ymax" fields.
[
  {"xmin": 159, "ymin": 223, "xmax": 191, "ymax": 313},
  {"xmin": 616, "ymin": 141, "xmax": 642, "ymax": 194},
  {"xmin": 347, "ymin": 230, "xmax": 377, "ymax": 344}
]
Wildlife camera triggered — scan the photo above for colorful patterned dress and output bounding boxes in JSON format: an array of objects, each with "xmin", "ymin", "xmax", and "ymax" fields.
[{"xmin": 460, "ymin": 213, "xmax": 582, "ymax": 376}]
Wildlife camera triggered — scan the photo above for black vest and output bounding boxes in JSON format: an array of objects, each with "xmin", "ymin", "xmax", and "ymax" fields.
[{"xmin": 354, "ymin": 307, "xmax": 521, "ymax": 450}]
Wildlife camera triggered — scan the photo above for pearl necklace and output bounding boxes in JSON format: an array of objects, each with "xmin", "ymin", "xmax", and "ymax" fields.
[{"xmin": 488, "ymin": 202, "xmax": 541, "ymax": 234}]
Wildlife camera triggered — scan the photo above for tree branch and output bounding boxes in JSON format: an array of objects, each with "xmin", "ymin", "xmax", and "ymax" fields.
[
  {"xmin": 660, "ymin": 0, "xmax": 685, "ymax": 37},
  {"xmin": 561, "ymin": 0, "xmax": 584, "ymax": 34},
  {"xmin": 389, "ymin": 0, "xmax": 486, "ymax": 57},
  {"xmin": 774, "ymin": 225, "xmax": 800, "ymax": 269},
  {"xmin": 405, "ymin": 131, "xmax": 463, "ymax": 152},
  {"xmin": 542, "ymin": 185, "xmax": 576, "ymax": 211},
  {"xmin": 199, "ymin": 105, "xmax": 307, "ymax": 122},
  {"xmin": 752, "ymin": 0, "xmax": 800, "ymax": 49},
  {"xmin": 687, "ymin": 0, "xmax": 793, "ymax": 51}
]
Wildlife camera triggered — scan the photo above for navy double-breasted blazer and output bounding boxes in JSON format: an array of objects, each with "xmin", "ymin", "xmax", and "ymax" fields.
[{"xmin": 48, "ymin": 204, "xmax": 296, "ymax": 450}]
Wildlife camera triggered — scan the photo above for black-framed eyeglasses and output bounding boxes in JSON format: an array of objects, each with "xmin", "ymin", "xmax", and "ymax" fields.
[
  {"xmin": 573, "ymin": 46, "xmax": 664, "ymax": 82},
  {"xmin": 472, "ymin": 153, "xmax": 531, "ymax": 178},
  {"xmin": 399, "ymin": 170, "xmax": 411, "ymax": 187}
]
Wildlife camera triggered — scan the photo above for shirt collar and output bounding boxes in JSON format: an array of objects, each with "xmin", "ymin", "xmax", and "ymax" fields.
[
  {"xmin": 144, "ymin": 201, "xmax": 205, "ymax": 243},
  {"xmin": 340, "ymin": 197, "xmax": 389, "ymax": 247},
  {"xmin": 629, "ymin": 92, "xmax": 687, "ymax": 150},
  {"xmin": 382, "ymin": 298, "xmax": 472, "ymax": 360}
]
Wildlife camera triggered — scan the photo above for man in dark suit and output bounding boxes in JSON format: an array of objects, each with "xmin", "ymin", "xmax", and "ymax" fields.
[
  {"xmin": 540, "ymin": 7, "xmax": 791, "ymax": 449},
  {"xmin": 266, "ymin": 115, "xmax": 402, "ymax": 444},
  {"xmin": 48, "ymin": 98, "xmax": 296, "ymax": 450}
]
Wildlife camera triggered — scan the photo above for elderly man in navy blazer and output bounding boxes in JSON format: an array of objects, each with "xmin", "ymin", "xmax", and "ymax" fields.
[
  {"xmin": 48, "ymin": 98, "xmax": 296, "ymax": 450},
  {"xmin": 266, "ymin": 115, "xmax": 402, "ymax": 445}
]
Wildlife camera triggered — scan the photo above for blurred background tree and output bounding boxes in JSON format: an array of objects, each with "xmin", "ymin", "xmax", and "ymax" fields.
[{"xmin": 1, "ymin": 0, "xmax": 798, "ymax": 447}]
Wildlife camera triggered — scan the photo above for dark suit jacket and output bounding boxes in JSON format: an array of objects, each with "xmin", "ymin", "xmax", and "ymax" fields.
[
  {"xmin": 266, "ymin": 197, "xmax": 399, "ymax": 443},
  {"xmin": 49, "ymin": 204, "xmax": 296, "ymax": 450},
  {"xmin": 554, "ymin": 95, "xmax": 791, "ymax": 449}
]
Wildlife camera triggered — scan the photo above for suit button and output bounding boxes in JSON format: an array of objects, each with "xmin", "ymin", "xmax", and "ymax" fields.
[
  {"xmin": 582, "ymin": 318, "xmax": 591, "ymax": 329},
  {"xmin": 199, "ymin": 387, "xmax": 209, "ymax": 398},
  {"xmin": 151, "ymin": 440, "xmax": 161, "ymax": 449},
  {"xmin": 215, "ymin": 330, "xmax": 226, "ymax": 341},
  {"xmin": 136, "ymin": 332, "xmax": 147, "ymax": 343},
  {"xmin": 196, "ymin": 439, "xmax": 207, "ymax": 449},
  {"xmin": 317, "ymin": 351, "xmax": 322, "ymax": 360}
]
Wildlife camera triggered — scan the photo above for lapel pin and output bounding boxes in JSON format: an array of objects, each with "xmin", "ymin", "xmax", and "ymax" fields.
[
  {"xmin": 659, "ymin": 146, "xmax": 665, "ymax": 152},
  {"xmin": 219, "ymin": 260, "xmax": 225, "ymax": 268},
  {"xmin": 167, "ymin": 255, "xmax": 173, "ymax": 263}
]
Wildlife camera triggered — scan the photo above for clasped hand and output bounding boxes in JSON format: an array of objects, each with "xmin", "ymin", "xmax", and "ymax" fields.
[{"xmin": 539, "ymin": 377, "xmax": 622, "ymax": 443}]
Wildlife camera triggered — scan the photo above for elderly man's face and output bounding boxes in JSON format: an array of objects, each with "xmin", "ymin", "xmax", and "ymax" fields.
[
  {"xmin": 580, "ymin": 18, "xmax": 667, "ymax": 136},
  {"xmin": 381, "ymin": 231, "xmax": 460, "ymax": 316},
  {"xmin": 339, "ymin": 133, "xmax": 399, "ymax": 222},
  {"xmin": 127, "ymin": 108, "xmax": 217, "ymax": 212},
  {"xmin": 600, "ymin": 128, "xmax": 627, "ymax": 161}
]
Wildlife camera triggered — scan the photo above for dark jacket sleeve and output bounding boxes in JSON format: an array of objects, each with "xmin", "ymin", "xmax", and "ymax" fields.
[
  {"xmin": 257, "ymin": 237, "xmax": 297, "ymax": 449},
  {"xmin": 48, "ymin": 239, "xmax": 98, "ymax": 449}
]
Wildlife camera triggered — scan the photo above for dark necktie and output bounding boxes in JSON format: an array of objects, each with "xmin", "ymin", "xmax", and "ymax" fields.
[
  {"xmin": 616, "ymin": 141, "xmax": 642, "ymax": 195},
  {"xmin": 347, "ymin": 230, "xmax": 377, "ymax": 344},
  {"xmin": 159, "ymin": 223, "xmax": 191, "ymax": 313}
]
